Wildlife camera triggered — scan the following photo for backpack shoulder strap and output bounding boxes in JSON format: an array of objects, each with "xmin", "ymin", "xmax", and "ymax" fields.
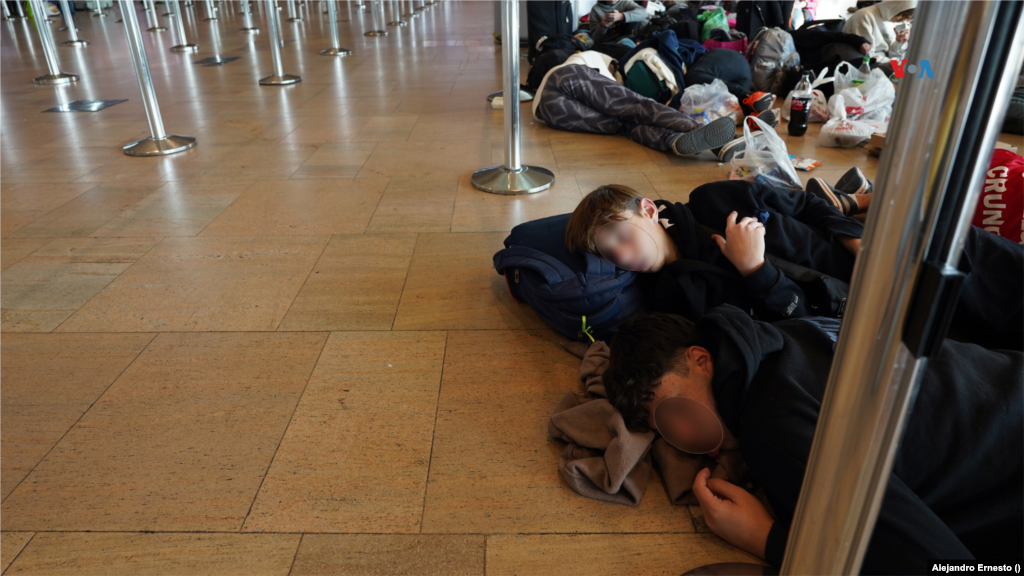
[{"xmin": 493, "ymin": 246, "xmax": 577, "ymax": 286}]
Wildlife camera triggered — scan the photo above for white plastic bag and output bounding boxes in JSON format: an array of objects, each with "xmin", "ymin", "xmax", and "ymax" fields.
[
  {"xmin": 729, "ymin": 115, "xmax": 803, "ymax": 190},
  {"xmin": 782, "ymin": 67, "xmax": 832, "ymax": 123},
  {"xmin": 828, "ymin": 80, "xmax": 895, "ymax": 124},
  {"xmin": 678, "ymin": 79, "xmax": 742, "ymax": 123},
  {"xmin": 818, "ymin": 95, "xmax": 875, "ymax": 148}
]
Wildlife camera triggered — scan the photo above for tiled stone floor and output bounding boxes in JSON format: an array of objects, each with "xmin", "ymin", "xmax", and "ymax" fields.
[{"xmin": 1, "ymin": 2, "xmax": 882, "ymax": 574}]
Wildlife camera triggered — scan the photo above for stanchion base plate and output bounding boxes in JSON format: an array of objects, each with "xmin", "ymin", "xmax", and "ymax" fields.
[
  {"xmin": 93, "ymin": 12, "xmax": 106, "ymax": 17},
  {"xmin": 238, "ymin": 27, "xmax": 260, "ymax": 33},
  {"xmin": 404, "ymin": 13, "xmax": 417, "ymax": 18},
  {"xmin": 680, "ymin": 562, "xmax": 778, "ymax": 576},
  {"xmin": 387, "ymin": 20, "xmax": 407, "ymax": 26},
  {"xmin": 202, "ymin": 17, "xmax": 217, "ymax": 21},
  {"xmin": 62, "ymin": 39, "xmax": 90, "ymax": 47},
  {"xmin": 147, "ymin": 26, "xmax": 167, "ymax": 31},
  {"xmin": 259, "ymin": 73, "xmax": 302, "ymax": 85},
  {"xmin": 170, "ymin": 43, "xmax": 200, "ymax": 52},
  {"xmin": 287, "ymin": 17, "xmax": 302, "ymax": 22},
  {"xmin": 33, "ymin": 73, "xmax": 78, "ymax": 85},
  {"xmin": 123, "ymin": 134, "xmax": 197, "ymax": 157},
  {"xmin": 320, "ymin": 47, "xmax": 353, "ymax": 56},
  {"xmin": 471, "ymin": 165, "xmax": 555, "ymax": 196},
  {"xmin": 364, "ymin": 30, "xmax": 387, "ymax": 36}
]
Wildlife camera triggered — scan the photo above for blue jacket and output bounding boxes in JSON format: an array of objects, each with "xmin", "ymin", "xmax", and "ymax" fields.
[{"xmin": 619, "ymin": 30, "xmax": 706, "ymax": 107}]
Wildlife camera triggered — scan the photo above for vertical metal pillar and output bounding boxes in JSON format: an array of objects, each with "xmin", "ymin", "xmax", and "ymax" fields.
[
  {"xmin": 387, "ymin": 0, "xmax": 404, "ymax": 25},
  {"xmin": 118, "ymin": 0, "xmax": 196, "ymax": 156},
  {"xmin": 169, "ymin": 0, "xmax": 198, "ymax": 51},
  {"xmin": 145, "ymin": 0, "xmax": 165, "ymax": 30},
  {"xmin": 320, "ymin": 0, "xmax": 351, "ymax": 55},
  {"xmin": 470, "ymin": 0, "xmax": 554, "ymax": 195},
  {"xmin": 403, "ymin": 0, "xmax": 415, "ymax": 19},
  {"xmin": 202, "ymin": 0, "xmax": 215, "ymax": 20},
  {"xmin": 364, "ymin": 0, "xmax": 384, "ymax": 35},
  {"xmin": 30, "ymin": 0, "xmax": 77, "ymax": 84},
  {"xmin": 239, "ymin": 0, "xmax": 258, "ymax": 32},
  {"xmin": 259, "ymin": 1, "xmax": 300, "ymax": 85},
  {"xmin": 286, "ymin": 0, "xmax": 300, "ymax": 21},
  {"xmin": 59, "ymin": 0, "xmax": 88, "ymax": 45}
]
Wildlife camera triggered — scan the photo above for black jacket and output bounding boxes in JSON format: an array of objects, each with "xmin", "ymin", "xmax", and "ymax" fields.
[
  {"xmin": 699, "ymin": 305, "xmax": 1024, "ymax": 573},
  {"xmin": 685, "ymin": 48, "xmax": 754, "ymax": 99},
  {"xmin": 642, "ymin": 180, "xmax": 863, "ymax": 322},
  {"xmin": 790, "ymin": 28, "xmax": 872, "ymax": 80}
]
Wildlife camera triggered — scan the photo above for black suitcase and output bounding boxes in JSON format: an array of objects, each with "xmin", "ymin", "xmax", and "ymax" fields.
[{"xmin": 526, "ymin": 1, "xmax": 574, "ymax": 63}]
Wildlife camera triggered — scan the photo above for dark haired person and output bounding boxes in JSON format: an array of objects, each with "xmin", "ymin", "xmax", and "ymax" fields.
[
  {"xmin": 843, "ymin": 0, "xmax": 916, "ymax": 74},
  {"xmin": 602, "ymin": 308, "xmax": 1023, "ymax": 573}
]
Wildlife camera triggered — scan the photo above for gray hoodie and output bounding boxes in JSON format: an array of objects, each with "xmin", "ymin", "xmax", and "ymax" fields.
[
  {"xmin": 588, "ymin": 0, "xmax": 650, "ymax": 43},
  {"xmin": 843, "ymin": 0, "xmax": 917, "ymax": 63}
]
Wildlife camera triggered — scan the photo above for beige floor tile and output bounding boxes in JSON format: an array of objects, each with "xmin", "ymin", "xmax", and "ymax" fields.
[
  {"xmin": 392, "ymin": 233, "xmax": 545, "ymax": 331},
  {"xmin": 282, "ymin": 115, "xmax": 373, "ymax": 145},
  {"xmin": 450, "ymin": 173, "xmax": 583, "ymax": 233},
  {"xmin": 1, "ymin": 533, "xmax": 34, "ymax": 573},
  {"xmin": 72, "ymin": 151, "xmax": 200, "ymax": 184},
  {"xmin": 365, "ymin": 177, "xmax": 458, "ymax": 233},
  {"xmin": 645, "ymin": 167, "xmax": 731, "ymax": 204},
  {"xmin": 244, "ymin": 331, "xmax": 446, "ymax": 532},
  {"xmin": 56, "ymin": 236, "xmax": 329, "ymax": 332},
  {"xmin": 21, "ymin": 237, "xmax": 162, "ymax": 263},
  {"xmin": 3, "ymin": 533, "xmax": 300, "ymax": 576},
  {"xmin": 7, "ymin": 183, "xmax": 164, "ymax": 239},
  {"xmin": 177, "ymin": 143, "xmax": 318, "ymax": 183},
  {"xmin": 574, "ymin": 172, "xmax": 663, "ymax": 199},
  {"xmin": 0, "ymin": 239, "xmax": 49, "ymax": 271},
  {"xmin": 277, "ymin": 234, "xmax": 417, "ymax": 331},
  {"xmin": 359, "ymin": 140, "xmax": 493, "ymax": 179},
  {"xmin": 0, "ymin": 332, "xmax": 327, "ymax": 531},
  {"xmin": 0, "ymin": 147, "xmax": 122, "ymax": 184},
  {"xmin": 293, "ymin": 143, "xmax": 378, "ymax": 179},
  {"xmin": 200, "ymin": 179, "xmax": 381, "ymax": 236},
  {"xmin": 186, "ymin": 118, "xmax": 305, "ymax": 145},
  {"xmin": 550, "ymin": 137, "xmax": 663, "ymax": 173},
  {"xmin": 352, "ymin": 116, "xmax": 418, "ymax": 142},
  {"xmin": 0, "ymin": 333, "xmax": 155, "ymax": 500},
  {"xmin": 88, "ymin": 182, "xmax": 251, "ymax": 237},
  {"xmin": 421, "ymin": 330, "xmax": 693, "ymax": 534},
  {"xmin": 0, "ymin": 147, "xmax": 54, "ymax": 171},
  {"xmin": 1, "ymin": 261, "xmax": 133, "ymax": 332},
  {"xmin": 407, "ymin": 115, "xmax": 504, "ymax": 142},
  {"xmin": 290, "ymin": 535, "xmax": 484, "ymax": 576},
  {"xmin": 486, "ymin": 534, "xmax": 765, "ymax": 576},
  {"xmin": 1, "ymin": 183, "xmax": 98, "ymax": 237}
]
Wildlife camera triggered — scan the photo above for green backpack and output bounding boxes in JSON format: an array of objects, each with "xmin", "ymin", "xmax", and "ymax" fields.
[{"xmin": 623, "ymin": 61, "xmax": 672, "ymax": 104}]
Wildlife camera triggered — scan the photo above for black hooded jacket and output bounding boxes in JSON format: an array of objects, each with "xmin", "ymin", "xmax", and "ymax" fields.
[
  {"xmin": 698, "ymin": 305, "xmax": 1024, "ymax": 573},
  {"xmin": 641, "ymin": 180, "xmax": 863, "ymax": 322}
]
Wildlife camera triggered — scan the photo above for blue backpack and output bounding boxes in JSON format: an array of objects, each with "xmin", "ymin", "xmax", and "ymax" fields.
[{"xmin": 493, "ymin": 214, "xmax": 646, "ymax": 342}]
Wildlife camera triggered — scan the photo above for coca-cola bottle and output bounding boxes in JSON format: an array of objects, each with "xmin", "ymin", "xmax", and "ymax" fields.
[{"xmin": 788, "ymin": 73, "xmax": 813, "ymax": 137}]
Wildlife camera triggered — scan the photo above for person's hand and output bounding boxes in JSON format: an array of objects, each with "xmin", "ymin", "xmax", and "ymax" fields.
[
  {"xmin": 712, "ymin": 212, "xmax": 766, "ymax": 277},
  {"xmin": 602, "ymin": 9, "xmax": 623, "ymax": 26},
  {"xmin": 839, "ymin": 236, "xmax": 861, "ymax": 256},
  {"xmin": 895, "ymin": 28, "xmax": 910, "ymax": 43},
  {"xmin": 692, "ymin": 467, "xmax": 775, "ymax": 560},
  {"xmin": 860, "ymin": 42, "xmax": 872, "ymax": 55}
]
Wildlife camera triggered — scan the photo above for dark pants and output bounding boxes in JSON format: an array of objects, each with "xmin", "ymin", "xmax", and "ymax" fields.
[
  {"xmin": 949, "ymin": 226, "xmax": 1024, "ymax": 351},
  {"xmin": 535, "ymin": 65, "xmax": 700, "ymax": 152}
]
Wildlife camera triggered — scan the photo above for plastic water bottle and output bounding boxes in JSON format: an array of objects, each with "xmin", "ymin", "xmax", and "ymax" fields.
[
  {"xmin": 852, "ymin": 57, "xmax": 872, "ymax": 92},
  {"xmin": 788, "ymin": 73, "xmax": 812, "ymax": 137}
]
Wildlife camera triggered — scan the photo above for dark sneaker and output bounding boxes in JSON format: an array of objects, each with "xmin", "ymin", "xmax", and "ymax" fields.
[
  {"xmin": 742, "ymin": 91, "xmax": 775, "ymax": 116},
  {"xmin": 834, "ymin": 166, "xmax": 874, "ymax": 195},
  {"xmin": 671, "ymin": 117, "xmax": 737, "ymax": 156},
  {"xmin": 744, "ymin": 108, "xmax": 779, "ymax": 131},
  {"xmin": 806, "ymin": 177, "xmax": 859, "ymax": 216},
  {"xmin": 712, "ymin": 133, "xmax": 753, "ymax": 163}
]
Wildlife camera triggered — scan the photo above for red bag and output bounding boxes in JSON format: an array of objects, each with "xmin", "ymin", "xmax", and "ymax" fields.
[
  {"xmin": 972, "ymin": 149, "xmax": 1024, "ymax": 245},
  {"xmin": 703, "ymin": 37, "xmax": 748, "ymax": 55}
]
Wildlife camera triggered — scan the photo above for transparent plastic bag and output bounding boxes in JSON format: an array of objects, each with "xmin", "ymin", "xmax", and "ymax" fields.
[
  {"xmin": 828, "ymin": 78, "xmax": 895, "ymax": 123},
  {"xmin": 729, "ymin": 115, "xmax": 803, "ymax": 190},
  {"xmin": 679, "ymin": 79, "xmax": 742, "ymax": 123},
  {"xmin": 818, "ymin": 95, "xmax": 875, "ymax": 148},
  {"xmin": 782, "ymin": 67, "xmax": 832, "ymax": 123}
]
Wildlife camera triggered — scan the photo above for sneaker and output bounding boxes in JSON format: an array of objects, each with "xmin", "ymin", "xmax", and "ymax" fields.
[
  {"xmin": 806, "ymin": 177, "xmax": 859, "ymax": 216},
  {"xmin": 834, "ymin": 166, "xmax": 874, "ymax": 195},
  {"xmin": 742, "ymin": 91, "xmax": 775, "ymax": 116},
  {"xmin": 671, "ymin": 117, "xmax": 737, "ymax": 156},
  {"xmin": 712, "ymin": 133, "xmax": 754, "ymax": 163},
  {"xmin": 744, "ymin": 108, "xmax": 779, "ymax": 131}
]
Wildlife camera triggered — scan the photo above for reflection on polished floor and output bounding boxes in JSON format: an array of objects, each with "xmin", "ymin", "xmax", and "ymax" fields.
[{"xmin": 0, "ymin": 2, "xmax": 877, "ymax": 574}]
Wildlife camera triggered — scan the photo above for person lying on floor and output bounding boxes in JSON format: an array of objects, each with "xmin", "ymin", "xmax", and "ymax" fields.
[
  {"xmin": 532, "ymin": 50, "xmax": 738, "ymax": 158},
  {"xmin": 564, "ymin": 177, "xmax": 865, "ymax": 322},
  {"xmin": 601, "ymin": 307, "xmax": 1024, "ymax": 573}
]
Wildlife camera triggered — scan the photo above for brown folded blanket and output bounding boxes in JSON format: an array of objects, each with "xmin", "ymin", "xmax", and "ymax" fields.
[{"xmin": 549, "ymin": 341, "xmax": 754, "ymax": 506}]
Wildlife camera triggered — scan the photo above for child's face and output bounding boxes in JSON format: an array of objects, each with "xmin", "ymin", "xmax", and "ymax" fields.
[{"xmin": 595, "ymin": 200, "xmax": 667, "ymax": 272}]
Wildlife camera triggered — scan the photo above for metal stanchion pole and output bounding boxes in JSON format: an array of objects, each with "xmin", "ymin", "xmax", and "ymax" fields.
[
  {"xmin": 403, "ymin": 0, "xmax": 415, "ymax": 19},
  {"xmin": 355, "ymin": 0, "xmax": 364, "ymax": 9},
  {"xmin": 364, "ymin": 0, "xmax": 384, "ymax": 35},
  {"xmin": 239, "ymin": 0, "xmax": 258, "ymax": 32},
  {"xmin": 320, "ymin": 0, "xmax": 351, "ymax": 55},
  {"xmin": 386, "ymin": 0, "xmax": 404, "ymax": 25},
  {"xmin": 471, "ymin": 0, "xmax": 553, "ymax": 195},
  {"xmin": 169, "ymin": 0, "xmax": 198, "ymax": 51},
  {"xmin": 145, "ymin": 0, "xmax": 165, "ymax": 30},
  {"xmin": 30, "ymin": 0, "xmax": 78, "ymax": 84},
  {"xmin": 2, "ymin": 2, "xmax": 10, "ymax": 20},
  {"xmin": 92, "ymin": 0, "xmax": 105, "ymax": 17},
  {"xmin": 259, "ymin": 1, "xmax": 300, "ymax": 85},
  {"xmin": 59, "ymin": 0, "xmax": 88, "ymax": 45},
  {"xmin": 118, "ymin": 0, "xmax": 196, "ymax": 155},
  {"xmin": 202, "ymin": 0, "xmax": 215, "ymax": 20},
  {"xmin": 286, "ymin": 0, "xmax": 300, "ymax": 21}
]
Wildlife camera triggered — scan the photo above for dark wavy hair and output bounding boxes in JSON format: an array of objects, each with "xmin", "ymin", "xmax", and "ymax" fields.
[{"xmin": 604, "ymin": 313, "xmax": 700, "ymax": 431}]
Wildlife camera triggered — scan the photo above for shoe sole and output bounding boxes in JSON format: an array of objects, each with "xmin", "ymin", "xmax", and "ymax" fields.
[
  {"xmin": 807, "ymin": 178, "xmax": 844, "ymax": 212},
  {"xmin": 674, "ymin": 118, "xmax": 737, "ymax": 156},
  {"xmin": 717, "ymin": 136, "xmax": 747, "ymax": 163},
  {"xmin": 835, "ymin": 168, "xmax": 870, "ymax": 195}
]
